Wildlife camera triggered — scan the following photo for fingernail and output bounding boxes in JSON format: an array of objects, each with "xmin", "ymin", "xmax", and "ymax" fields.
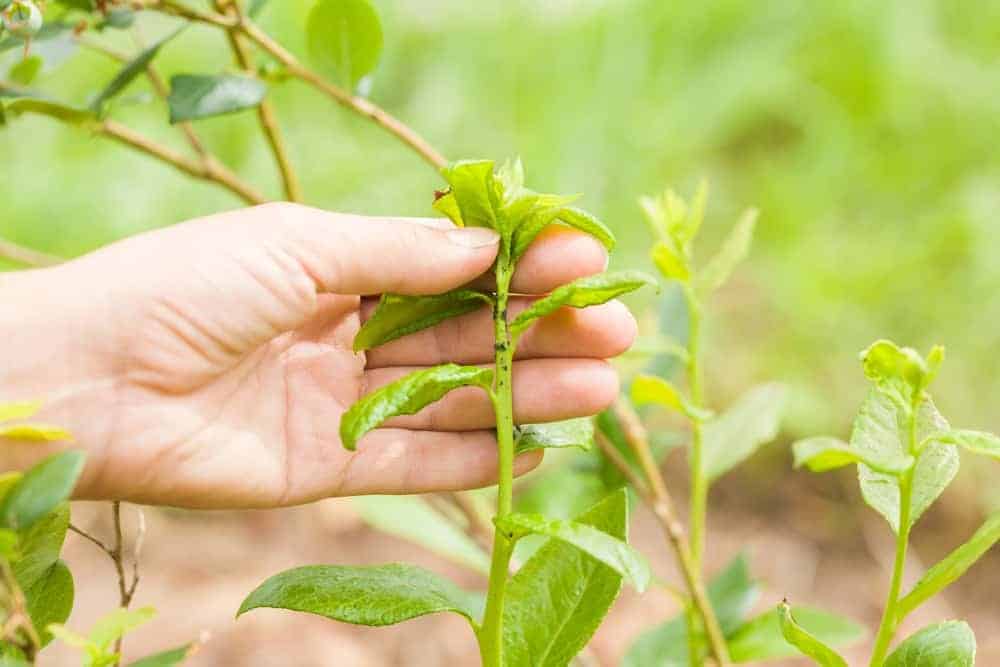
[{"xmin": 446, "ymin": 227, "xmax": 500, "ymax": 248}]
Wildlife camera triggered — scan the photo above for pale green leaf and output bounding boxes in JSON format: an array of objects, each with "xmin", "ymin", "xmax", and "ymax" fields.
[
  {"xmin": 651, "ymin": 240, "xmax": 690, "ymax": 281},
  {"xmin": 27, "ymin": 560, "xmax": 74, "ymax": 646},
  {"xmin": 549, "ymin": 207, "xmax": 615, "ymax": 252},
  {"xmin": 496, "ymin": 512, "xmax": 649, "ymax": 591},
  {"xmin": 510, "ymin": 205, "xmax": 572, "ymax": 259},
  {"xmin": 0, "ymin": 422, "xmax": 73, "ymax": 441},
  {"xmin": 91, "ymin": 28, "xmax": 183, "ymax": 114},
  {"xmin": 8, "ymin": 55, "xmax": 41, "ymax": 85},
  {"xmin": 631, "ymin": 374, "xmax": 712, "ymax": 421},
  {"xmin": 514, "ymin": 418, "xmax": 594, "ymax": 456},
  {"xmin": 929, "ymin": 429, "xmax": 1000, "ymax": 461},
  {"xmin": 167, "ymin": 74, "xmax": 267, "ymax": 123},
  {"xmin": 509, "ymin": 271, "xmax": 657, "ymax": 337},
  {"xmin": 0, "ymin": 451, "xmax": 85, "ymax": 531},
  {"xmin": 13, "ymin": 503, "xmax": 69, "ymax": 591},
  {"xmin": 340, "ymin": 364, "xmax": 493, "ymax": 450},
  {"xmin": 439, "ymin": 160, "xmax": 499, "ymax": 230},
  {"xmin": 353, "ymin": 495, "xmax": 489, "ymax": 575},
  {"xmin": 85, "ymin": 607, "xmax": 156, "ymax": 651},
  {"xmin": 696, "ymin": 209, "xmax": 757, "ymax": 292},
  {"xmin": 353, "ymin": 290, "xmax": 492, "ymax": 352},
  {"xmin": 0, "ymin": 472, "xmax": 20, "ymax": 501},
  {"xmin": 728, "ymin": 606, "xmax": 864, "ymax": 663},
  {"xmin": 3, "ymin": 97, "xmax": 94, "ymax": 124},
  {"xmin": 0, "ymin": 401, "xmax": 40, "ymax": 422},
  {"xmin": 860, "ymin": 339, "xmax": 932, "ymax": 393},
  {"xmin": 496, "ymin": 157, "xmax": 524, "ymax": 195},
  {"xmin": 503, "ymin": 489, "xmax": 628, "ymax": 667},
  {"xmin": 884, "ymin": 621, "xmax": 975, "ymax": 667},
  {"xmin": 792, "ymin": 436, "xmax": 912, "ymax": 475},
  {"xmin": 306, "ymin": 0, "xmax": 383, "ymax": 91},
  {"xmin": 238, "ymin": 563, "xmax": 482, "ymax": 627},
  {"xmin": 127, "ymin": 645, "xmax": 193, "ymax": 667},
  {"xmin": 703, "ymin": 383, "xmax": 786, "ymax": 481},
  {"xmin": 777, "ymin": 602, "xmax": 848, "ymax": 667},
  {"xmin": 432, "ymin": 191, "xmax": 463, "ymax": 226},
  {"xmin": 898, "ymin": 512, "xmax": 1000, "ymax": 620}
]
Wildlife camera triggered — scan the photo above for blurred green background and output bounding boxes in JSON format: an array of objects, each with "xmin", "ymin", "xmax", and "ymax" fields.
[{"xmin": 3, "ymin": 0, "xmax": 999, "ymax": 492}]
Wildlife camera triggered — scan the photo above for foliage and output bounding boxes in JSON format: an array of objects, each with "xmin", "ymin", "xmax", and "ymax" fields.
[{"xmin": 787, "ymin": 340, "xmax": 1000, "ymax": 665}]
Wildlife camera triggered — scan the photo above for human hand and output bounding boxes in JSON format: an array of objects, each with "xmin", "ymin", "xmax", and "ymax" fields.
[{"xmin": 0, "ymin": 204, "xmax": 636, "ymax": 508}]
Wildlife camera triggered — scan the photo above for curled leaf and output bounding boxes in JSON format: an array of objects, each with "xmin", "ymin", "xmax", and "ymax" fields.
[
  {"xmin": 353, "ymin": 290, "xmax": 492, "ymax": 352},
  {"xmin": 514, "ymin": 418, "xmax": 594, "ymax": 455},
  {"xmin": 777, "ymin": 602, "xmax": 849, "ymax": 667}
]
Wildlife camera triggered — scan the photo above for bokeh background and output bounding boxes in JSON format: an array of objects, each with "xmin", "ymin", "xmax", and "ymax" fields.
[{"xmin": 3, "ymin": 0, "xmax": 1000, "ymax": 664}]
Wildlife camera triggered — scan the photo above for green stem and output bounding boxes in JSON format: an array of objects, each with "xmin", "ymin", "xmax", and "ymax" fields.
[
  {"xmin": 683, "ymin": 285, "xmax": 707, "ymax": 569},
  {"xmin": 478, "ymin": 255, "xmax": 516, "ymax": 667},
  {"xmin": 869, "ymin": 398, "xmax": 919, "ymax": 666}
]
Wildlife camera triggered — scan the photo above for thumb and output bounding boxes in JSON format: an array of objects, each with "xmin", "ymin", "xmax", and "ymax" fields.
[{"xmin": 274, "ymin": 204, "xmax": 500, "ymax": 296}]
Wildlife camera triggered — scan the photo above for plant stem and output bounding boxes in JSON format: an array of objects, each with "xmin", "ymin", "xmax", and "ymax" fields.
[
  {"xmin": 869, "ymin": 399, "xmax": 919, "ymax": 666},
  {"xmin": 683, "ymin": 285, "xmax": 708, "ymax": 569},
  {"xmin": 478, "ymin": 255, "xmax": 515, "ymax": 667},
  {"xmin": 0, "ymin": 559, "xmax": 41, "ymax": 660},
  {"xmin": 613, "ymin": 401, "xmax": 730, "ymax": 666},
  {"xmin": 215, "ymin": 0, "xmax": 302, "ymax": 202}
]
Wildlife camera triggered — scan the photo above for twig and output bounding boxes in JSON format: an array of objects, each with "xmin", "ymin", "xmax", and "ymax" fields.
[
  {"xmin": 0, "ymin": 559, "xmax": 41, "ymax": 661},
  {"xmin": 606, "ymin": 401, "xmax": 731, "ymax": 666},
  {"xmin": 0, "ymin": 238, "xmax": 63, "ymax": 267},
  {"xmin": 214, "ymin": 0, "xmax": 302, "ymax": 201}
]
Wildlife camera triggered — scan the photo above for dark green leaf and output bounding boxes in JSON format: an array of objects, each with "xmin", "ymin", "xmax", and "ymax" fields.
[
  {"xmin": 777, "ymin": 602, "xmax": 848, "ymax": 667},
  {"xmin": 0, "ymin": 451, "xmax": 84, "ymax": 531},
  {"xmin": 929, "ymin": 429, "xmax": 1000, "ymax": 460},
  {"xmin": 25, "ymin": 559, "xmax": 74, "ymax": 646},
  {"xmin": 631, "ymin": 374, "xmax": 712, "ymax": 421},
  {"xmin": 13, "ymin": 503, "xmax": 69, "ymax": 591},
  {"xmin": 167, "ymin": 74, "xmax": 267, "ymax": 123},
  {"xmin": 340, "ymin": 364, "xmax": 494, "ymax": 450},
  {"xmin": 622, "ymin": 618, "xmax": 688, "ymax": 667},
  {"xmin": 353, "ymin": 290, "xmax": 492, "ymax": 352},
  {"xmin": 306, "ymin": 0, "xmax": 383, "ymax": 91},
  {"xmin": 728, "ymin": 606, "xmax": 864, "ymax": 662},
  {"xmin": 898, "ymin": 512, "xmax": 1000, "ymax": 620},
  {"xmin": 707, "ymin": 554, "xmax": 760, "ymax": 634},
  {"xmin": 884, "ymin": 621, "xmax": 975, "ymax": 667},
  {"xmin": 496, "ymin": 511, "xmax": 649, "ymax": 591},
  {"xmin": 439, "ymin": 160, "xmax": 499, "ymax": 230},
  {"xmin": 792, "ymin": 436, "xmax": 911, "ymax": 475},
  {"xmin": 502, "ymin": 489, "xmax": 628, "ymax": 667},
  {"xmin": 514, "ymin": 418, "xmax": 593, "ymax": 455},
  {"xmin": 696, "ymin": 209, "xmax": 757, "ymax": 292},
  {"xmin": 8, "ymin": 55, "xmax": 41, "ymax": 85},
  {"xmin": 702, "ymin": 383, "xmax": 786, "ymax": 481},
  {"xmin": 509, "ymin": 271, "xmax": 657, "ymax": 337},
  {"xmin": 353, "ymin": 495, "xmax": 490, "ymax": 575},
  {"xmin": 238, "ymin": 563, "xmax": 482, "ymax": 627},
  {"xmin": 128, "ymin": 645, "xmax": 193, "ymax": 667},
  {"xmin": 91, "ymin": 27, "xmax": 184, "ymax": 114}
]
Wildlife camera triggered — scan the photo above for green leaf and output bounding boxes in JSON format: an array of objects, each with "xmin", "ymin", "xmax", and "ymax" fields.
[
  {"xmin": 792, "ymin": 436, "xmax": 912, "ymax": 475},
  {"xmin": 89, "ymin": 607, "xmax": 156, "ymax": 651},
  {"xmin": 0, "ymin": 401, "xmax": 41, "ymax": 421},
  {"xmin": 631, "ymin": 374, "xmax": 712, "ymax": 421},
  {"xmin": 0, "ymin": 472, "xmax": 21, "ymax": 501},
  {"xmin": 306, "ymin": 0, "xmax": 383, "ymax": 91},
  {"xmin": 514, "ymin": 418, "xmax": 594, "ymax": 456},
  {"xmin": 502, "ymin": 489, "xmax": 628, "ymax": 667},
  {"xmin": 26, "ymin": 559, "xmax": 74, "ymax": 646},
  {"xmin": 696, "ymin": 209, "xmax": 757, "ymax": 292},
  {"xmin": 353, "ymin": 495, "xmax": 490, "ymax": 575},
  {"xmin": 339, "ymin": 364, "xmax": 493, "ymax": 450},
  {"xmin": 651, "ymin": 240, "xmax": 690, "ymax": 282},
  {"xmin": 496, "ymin": 512, "xmax": 649, "ymax": 591},
  {"xmin": 0, "ymin": 528, "xmax": 17, "ymax": 559},
  {"xmin": 777, "ymin": 602, "xmax": 848, "ymax": 667},
  {"xmin": 513, "ymin": 209, "xmax": 615, "ymax": 259},
  {"xmin": 8, "ymin": 55, "xmax": 41, "ymax": 85},
  {"xmin": 3, "ymin": 97, "xmax": 94, "ymax": 124},
  {"xmin": 439, "ymin": 160, "xmax": 499, "ymax": 230},
  {"xmin": 928, "ymin": 429, "xmax": 1000, "ymax": 460},
  {"xmin": 13, "ymin": 503, "xmax": 69, "ymax": 591},
  {"xmin": 702, "ymin": 383, "xmax": 786, "ymax": 481},
  {"xmin": 97, "ymin": 7, "xmax": 135, "ymax": 30},
  {"xmin": 509, "ymin": 271, "xmax": 657, "ymax": 337},
  {"xmin": 247, "ymin": 0, "xmax": 270, "ymax": 18},
  {"xmin": 353, "ymin": 290, "xmax": 492, "ymax": 352},
  {"xmin": 0, "ymin": 422, "xmax": 73, "ymax": 441},
  {"xmin": 90, "ymin": 27, "xmax": 183, "ymax": 114},
  {"xmin": 238, "ymin": 563, "xmax": 482, "ymax": 627},
  {"xmin": 898, "ymin": 512, "xmax": 1000, "ymax": 620},
  {"xmin": 622, "ymin": 553, "xmax": 760, "ymax": 666},
  {"xmin": 728, "ymin": 606, "xmax": 864, "ymax": 663},
  {"xmin": 860, "ymin": 339, "xmax": 942, "ymax": 398},
  {"xmin": 128, "ymin": 645, "xmax": 193, "ymax": 667},
  {"xmin": 432, "ymin": 191, "xmax": 463, "ymax": 226},
  {"xmin": 509, "ymin": 202, "xmax": 586, "ymax": 260},
  {"xmin": 884, "ymin": 621, "xmax": 975, "ymax": 667},
  {"xmin": 856, "ymin": 392, "xmax": 958, "ymax": 533},
  {"xmin": 0, "ymin": 20, "xmax": 71, "ymax": 54},
  {"xmin": 167, "ymin": 74, "xmax": 267, "ymax": 123},
  {"xmin": 0, "ymin": 451, "xmax": 85, "ymax": 531}
]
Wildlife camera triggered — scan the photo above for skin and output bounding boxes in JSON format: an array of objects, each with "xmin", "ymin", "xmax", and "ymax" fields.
[{"xmin": 0, "ymin": 203, "xmax": 637, "ymax": 509}]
